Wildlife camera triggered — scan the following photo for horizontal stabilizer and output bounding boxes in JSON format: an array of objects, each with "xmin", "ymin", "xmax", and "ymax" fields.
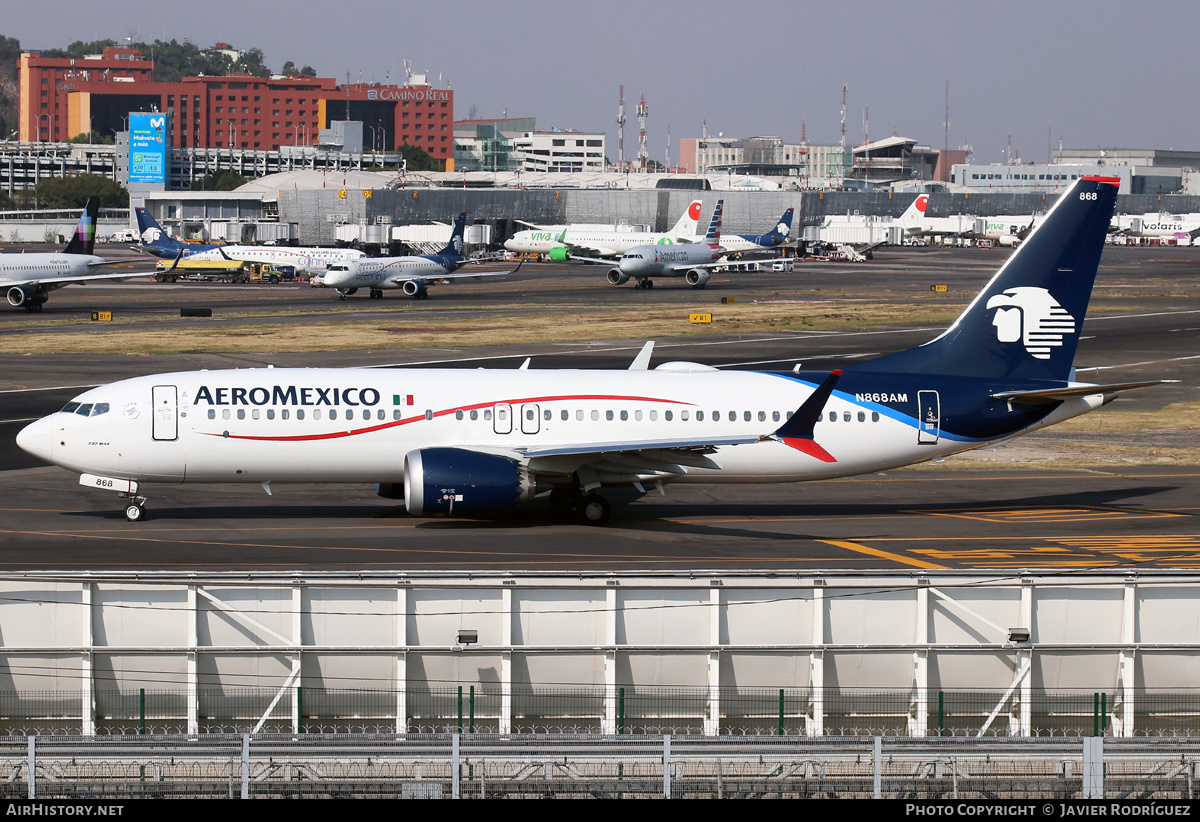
[{"xmin": 992, "ymin": 380, "xmax": 1175, "ymax": 404}]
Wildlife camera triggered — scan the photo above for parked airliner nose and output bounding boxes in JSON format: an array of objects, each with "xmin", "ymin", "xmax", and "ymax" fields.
[{"xmin": 15, "ymin": 417, "xmax": 53, "ymax": 463}]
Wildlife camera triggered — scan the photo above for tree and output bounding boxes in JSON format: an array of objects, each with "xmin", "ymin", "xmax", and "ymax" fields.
[
  {"xmin": 68, "ymin": 131, "xmax": 115, "ymax": 145},
  {"xmin": 27, "ymin": 174, "xmax": 127, "ymax": 209},
  {"xmin": 191, "ymin": 170, "xmax": 248, "ymax": 191},
  {"xmin": 281, "ymin": 61, "xmax": 297, "ymax": 75},
  {"xmin": 398, "ymin": 143, "xmax": 441, "ymax": 172},
  {"xmin": 300, "ymin": 65, "xmax": 316, "ymax": 77}
]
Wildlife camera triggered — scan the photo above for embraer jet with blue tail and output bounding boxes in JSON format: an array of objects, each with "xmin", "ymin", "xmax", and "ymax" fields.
[
  {"xmin": 322, "ymin": 211, "xmax": 520, "ymax": 300},
  {"xmin": 17, "ymin": 176, "xmax": 1164, "ymax": 524},
  {"xmin": 2, "ymin": 198, "xmax": 166, "ymax": 312},
  {"xmin": 709, "ymin": 207, "xmax": 794, "ymax": 254},
  {"xmin": 134, "ymin": 207, "xmax": 366, "ymax": 274}
]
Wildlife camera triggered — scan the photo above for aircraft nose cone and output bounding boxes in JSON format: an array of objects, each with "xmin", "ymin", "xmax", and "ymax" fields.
[
  {"xmin": 503, "ymin": 239, "xmax": 517, "ymax": 252},
  {"xmin": 16, "ymin": 416, "xmax": 54, "ymax": 464}
]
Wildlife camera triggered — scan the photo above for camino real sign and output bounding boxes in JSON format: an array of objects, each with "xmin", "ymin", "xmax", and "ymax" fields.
[{"xmin": 128, "ymin": 113, "xmax": 171, "ymax": 185}]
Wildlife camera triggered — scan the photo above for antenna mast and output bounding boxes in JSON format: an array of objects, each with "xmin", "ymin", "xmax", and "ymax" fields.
[
  {"xmin": 616, "ymin": 85, "xmax": 626, "ymax": 169},
  {"xmin": 637, "ymin": 93, "xmax": 648, "ymax": 172}
]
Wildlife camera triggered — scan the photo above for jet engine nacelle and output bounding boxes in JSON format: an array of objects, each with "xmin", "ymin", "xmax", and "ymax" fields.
[
  {"xmin": 548, "ymin": 247, "xmax": 570, "ymax": 262},
  {"xmin": 685, "ymin": 269, "xmax": 710, "ymax": 287},
  {"xmin": 403, "ymin": 447, "xmax": 535, "ymax": 516},
  {"xmin": 401, "ymin": 279, "xmax": 428, "ymax": 298},
  {"xmin": 997, "ymin": 234, "xmax": 1021, "ymax": 247},
  {"xmin": 7, "ymin": 286, "xmax": 48, "ymax": 308},
  {"xmin": 607, "ymin": 268, "xmax": 630, "ymax": 285}
]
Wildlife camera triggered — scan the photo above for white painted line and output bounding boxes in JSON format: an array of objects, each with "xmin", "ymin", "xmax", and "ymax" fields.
[{"xmin": 0, "ymin": 384, "xmax": 99, "ymax": 394}]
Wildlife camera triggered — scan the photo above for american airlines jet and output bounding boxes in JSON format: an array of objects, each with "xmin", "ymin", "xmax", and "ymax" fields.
[{"xmin": 18, "ymin": 177, "xmax": 1160, "ymax": 525}]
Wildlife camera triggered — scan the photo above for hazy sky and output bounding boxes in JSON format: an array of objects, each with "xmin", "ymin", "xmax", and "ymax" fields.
[{"xmin": 9, "ymin": 1, "xmax": 1199, "ymax": 165}]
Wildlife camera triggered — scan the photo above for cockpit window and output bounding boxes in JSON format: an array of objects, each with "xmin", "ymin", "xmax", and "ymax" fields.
[
  {"xmin": 75, "ymin": 403, "xmax": 93, "ymax": 416},
  {"xmin": 329, "ymin": 264, "xmax": 349, "ymax": 271},
  {"xmin": 61, "ymin": 402, "xmax": 80, "ymax": 414},
  {"xmin": 90, "ymin": 403, "xmax": 110, "ymax": 417}
]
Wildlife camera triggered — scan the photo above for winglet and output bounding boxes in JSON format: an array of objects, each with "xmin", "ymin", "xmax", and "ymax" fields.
[
  {"xmin": 628, "ymin": 341, "xmax": 655, "ymax": 371},
  {"xmin": 766, "ymin": 370, "xmax": 842, "ymax": 462}
]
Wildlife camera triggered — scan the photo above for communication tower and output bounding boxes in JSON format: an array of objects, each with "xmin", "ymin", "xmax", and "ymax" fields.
[
  {"xmin": 616, "ymin": 85, "xmax": 626, "ymax": 169},
  {"xmin": 637, "ymin": 93, "xmax": 648, "ymax": 172}
]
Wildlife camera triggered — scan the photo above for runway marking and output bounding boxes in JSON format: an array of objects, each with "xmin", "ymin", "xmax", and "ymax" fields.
[
  {"xmin": 908, "ymin": 505, "xmax": 1183, "ymax": 524},
  {"xmin": 817, "ymin": 539, "xmax": 948, "ymax": 569}
]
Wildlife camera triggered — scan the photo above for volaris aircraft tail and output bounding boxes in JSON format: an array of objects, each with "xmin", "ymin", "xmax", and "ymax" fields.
[
  {"xmin": 61, "ymin": 197, "xmax": 98, "ymax": 256},
  {"xmin": 863, "ymin": 176, "xmax": 1120, "ymax": 383}
]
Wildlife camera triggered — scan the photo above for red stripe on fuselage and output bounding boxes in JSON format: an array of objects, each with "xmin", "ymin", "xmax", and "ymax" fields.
[{"xmin": 199, "ymin": 393, "xmax": 696, "ymax": 443}]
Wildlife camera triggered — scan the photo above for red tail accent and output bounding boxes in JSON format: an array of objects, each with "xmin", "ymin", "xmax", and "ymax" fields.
[{"xmin": 781, "ymin": 437, "xmax": 837, "ymax": 463}]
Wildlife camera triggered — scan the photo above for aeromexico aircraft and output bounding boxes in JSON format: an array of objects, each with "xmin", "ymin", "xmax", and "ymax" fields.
[
  {"xmin": 134, "ymin": 207, "xmax": 366, "ymax": 274},
  {"xmin": 1, "ymin": 198, "xmax": 166, "ymax": 312},
  {"xmin": 578, "ymin": 199, "xmax": 734, "ymax": 289},
  {"xmin": 503, "ymin": 199, "xmax": 705, "ymax": 260},
  {"xmin": 18, "ymin": 176, "xmax": 1162, "ymax": 525},
  {"xmin": 322, "ymin": 211, "xmax": 520, "ymax": 300}
]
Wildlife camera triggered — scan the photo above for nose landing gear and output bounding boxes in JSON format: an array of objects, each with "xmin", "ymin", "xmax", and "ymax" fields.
[{"xmin": 121, "ymin": 493, "xmax": 148, "ymax": 522}]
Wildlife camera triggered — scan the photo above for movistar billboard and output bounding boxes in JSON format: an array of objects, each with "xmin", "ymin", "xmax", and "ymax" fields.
[{"xmin": 128, "ymin": 113, "xmax": 171, "ymax": 185}]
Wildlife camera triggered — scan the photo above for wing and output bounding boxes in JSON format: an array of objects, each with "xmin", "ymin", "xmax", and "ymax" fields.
[
  {"xmin": 562, "ymin": 242, "xmax": 619, "ymax": 258},
  {"xmin": 568, "ymin": 254, "xmax": 615, "ymax": 265},
  {"xmin": 4, "ymin": 270, "xmax": 150, "ymax": 289}
]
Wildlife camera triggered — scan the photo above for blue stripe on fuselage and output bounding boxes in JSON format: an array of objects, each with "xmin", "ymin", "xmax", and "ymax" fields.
[{"xmin": 759, "ymin": 370, "xmax": 1059, "ymax": 442}]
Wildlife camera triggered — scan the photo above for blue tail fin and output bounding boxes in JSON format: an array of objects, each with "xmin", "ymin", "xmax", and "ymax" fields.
[
  {"xmin": 62, "ymin": 197, "xmax": 98, "ymax": 255},
  {"xmin": 134, "ymin": 207, "xmax": 186, "ymax": 257},
  {"xmin": 762, "ymin": 207, "xmax": 793, "ymax": 245},
  {"xmin": 861, "ymin": 176, "xmax": 1120, "ymax": 382},
  {"xmin": 437, "ymin": 212, "xmax": 468, "ymax": 258},
  {"xmin": 704, "ymin": 200, "xmax": 723, "ymax": 241}
]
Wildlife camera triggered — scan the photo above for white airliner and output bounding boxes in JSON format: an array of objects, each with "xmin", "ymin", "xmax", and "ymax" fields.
[
  {"xmin": 17, "ymin": 176, "xmax": 1162, "ymax": 525},
  {"xmin": 322, "ymin": 212, "xmax": 519, "ymax": 299},
  {"xmin": 1111, "ymin": 212, "xmax": 1200, "ymax": 242},
  {"xmin": 503, "ymin": 200, "xmax": 705, "ymax": 260},
  {"xmin": 135, "ymin": 208, "xmax": 366, "ymax": 274},
  {"xmin": 577, "ymin": 200, "xmax": 733, "ymax": 289},
  {"xmin": 3, "ymin": 198, "xmax": 168, "ymax": 311}
]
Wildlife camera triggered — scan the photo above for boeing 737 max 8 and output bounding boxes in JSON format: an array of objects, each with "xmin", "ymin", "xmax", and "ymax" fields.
[{"xmin": 17, "ymin": 177, "xmax": 1163, "ymax": 524}]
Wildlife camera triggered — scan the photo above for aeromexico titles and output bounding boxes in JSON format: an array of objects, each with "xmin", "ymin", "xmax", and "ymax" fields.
[{"xmin": 18, "ymin": 176, "xmax": 1162, "ymax": 525}]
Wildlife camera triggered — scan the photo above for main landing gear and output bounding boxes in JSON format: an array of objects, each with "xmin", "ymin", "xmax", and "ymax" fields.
[
  {"xmin": 634, "ymin": 279, "xmax": 655, "ymax": 290},
  {"xmin": 121, "ymin": 493, "xmax": 148, "ymax": 522},
  {"xmin": 369, "ymin": 288, "xmax": 384, "ymax": 299},
  {"xmin": 549, "ymin": 488, "xmax": 612, "ymax": 525}
]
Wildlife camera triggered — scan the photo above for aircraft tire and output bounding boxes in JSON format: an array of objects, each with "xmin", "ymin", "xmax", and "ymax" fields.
[
  {"xmin": 124, "ymin": 503, "xmax": 145, "ymax": 522},
  {"xmin": 647, "ymin": 280, "xmax": 654, "ymax": 289},
  {"xmin": 578, "ymin": 494, "xmax": 611, "ymax": 526}
]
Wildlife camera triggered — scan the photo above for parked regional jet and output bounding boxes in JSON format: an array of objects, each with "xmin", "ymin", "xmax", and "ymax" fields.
[
  {"xmin": 17, "ymin": 176, "xmax": 1162, "ymax": 525},
  {"xmin": 701, "ymin": 207, "xmax": 793, "ymax": 254},
  {"xmin": 503, "ymin": 200, "xmax": 705, "ymax": 260},
  {"xmin": 576, "ymin": 200, "xmax": 732, "ymax": 289},
  {"xmin": 322, "ymin": 211, "xmax": 519, "ymax": 299},
  {"xmin": 134, "ymin": 208, "xmax": 367, "ymax": 274},
  {"xmin": 1, "ymin": 198, "xmax": 167, "ymax": 311}
]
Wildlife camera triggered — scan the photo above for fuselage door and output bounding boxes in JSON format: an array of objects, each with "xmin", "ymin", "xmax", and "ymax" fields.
[
  {"xmin": 917, "ymin": 390, "xmax": 940, "ymax": 444},
  {"xmin": 520, "ymin": 403, "xmax": 541, "ymax": 435},
  {"xmin": 151, "ymin": 385, "xmax": 178, "ymax": 441},
  {"xmin": 493, "ymin": 403, "xmax": 512, "ymax": 435}
]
